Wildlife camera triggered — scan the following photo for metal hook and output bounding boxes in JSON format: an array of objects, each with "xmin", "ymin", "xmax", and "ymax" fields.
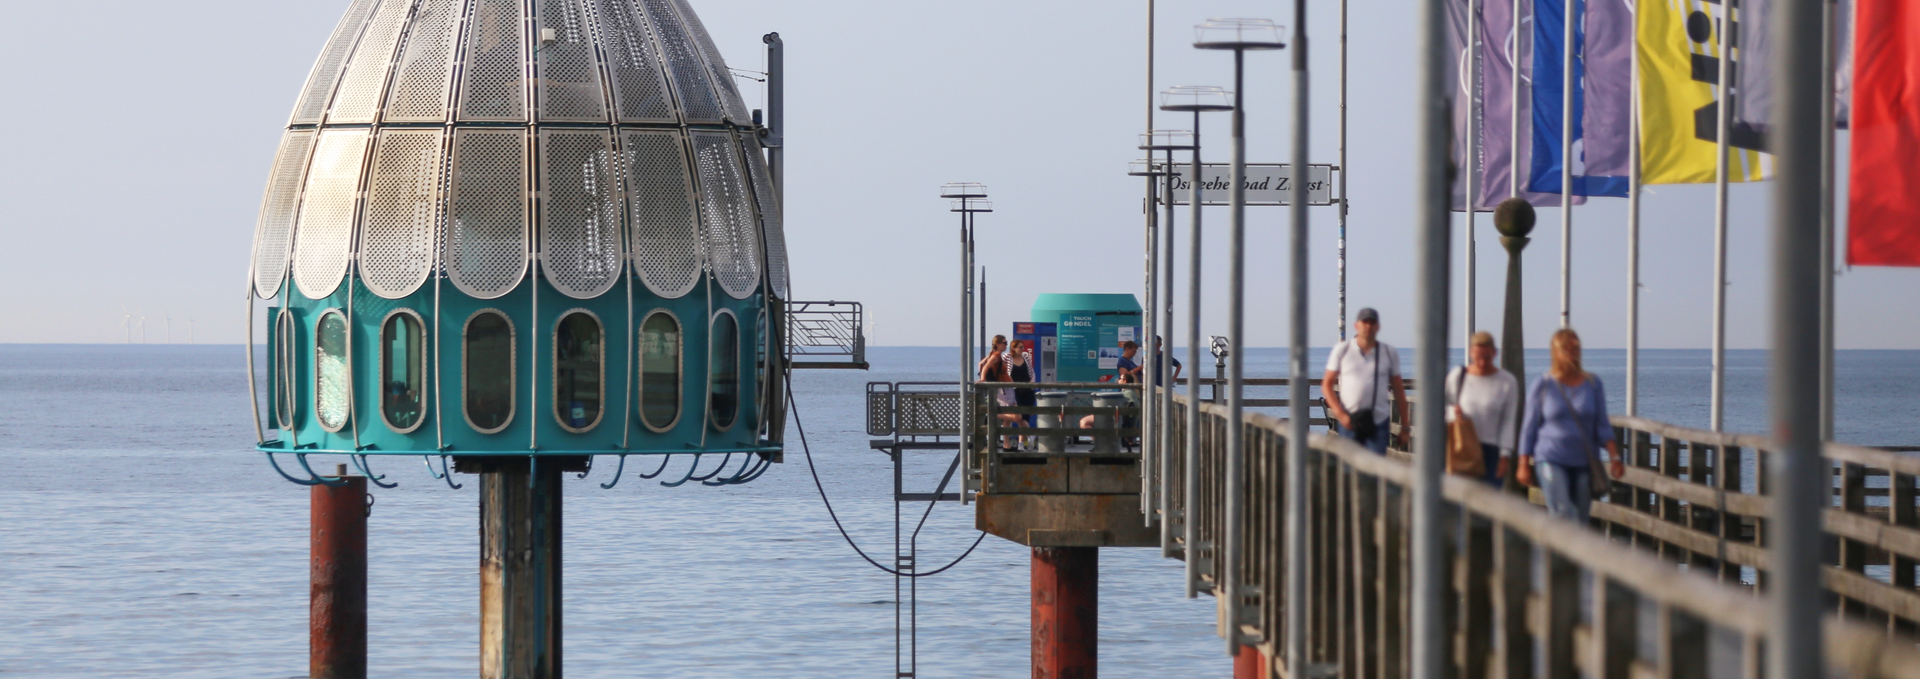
[
  {"xmin": 638, "ymin": 453, "xmax": 674, "ymax": 479},
  {"xmin": 599, "ymin": 454, "xmax": 628, "ymax": 490},
  {"xmin": 740, "ymin": 454, "xmax": 776, "ymax": 483},
  {"xmin": 659, "ymin": 453, "xmax": 707, "ymax": 487},
  {"xmin": 423, "ymin": 455, "xmax": 447, "ymax": 480},
  {"xmin": 704, "ymin": 453, "xmax": 762, "ymax": 486},
  {"xmin": 352, "ymin": 454, "xmax": 399, "ymax": 489},
  {"xmin": 729, "ymin": 454, "xmax": 776, "ymax": 485},
  {"xmin": 294, "ymin": 453, "xmax": 351, "ymax": 487},
  {"xmin": 577, "ymin": 455, "xmax": 594, "ymax": 480},
  {"xmin": 528, "ymin": 455, "xmax": 538, "ymax": 489},
  {"xmin": 687, "ymin": 453, "xmax": 733, "ymax": 482},
  {"xmin": 438, "ymin": 455, "xmax": 462, "ymax": 490},
  {"xmin": 266, "ymin": 452, "xmax": 339, "ymax": 487}
]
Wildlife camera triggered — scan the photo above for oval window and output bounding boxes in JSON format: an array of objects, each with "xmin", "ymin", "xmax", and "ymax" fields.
[
  {"xmin": 275, "ymin": 309, "xmax": 297, "ymax": 430},
  {"xmin": 639, "ymin": 311, "xmax": 682, "ymax": 431},
  {"xmin": 381, "ymin": 311, "xmax": 427, "ymax": 433},
  {"xmin": 315, "ymin": 310, "xmax": 351, "ymax": 432},
  {"xmin": 709, "ymin": 311, "xmax": 740, "ymax": 430},
  {"xmin": 553, "ymin": 311, "xmax": 604, "ymax": 432},
  {"xmin": 464, "ymin": 310, "xmax": 515, "ymax": 433}
]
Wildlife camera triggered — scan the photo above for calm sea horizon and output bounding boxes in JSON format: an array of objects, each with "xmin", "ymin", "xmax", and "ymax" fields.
[{"xmin": 1, "ymin": 345, "xmax": 1914, "ymax": 677}]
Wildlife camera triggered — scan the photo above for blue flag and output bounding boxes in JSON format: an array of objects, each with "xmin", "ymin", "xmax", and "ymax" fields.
[{"xmin": 1528, "ymin": 0, "xmax": 1631, "ymax": 197}]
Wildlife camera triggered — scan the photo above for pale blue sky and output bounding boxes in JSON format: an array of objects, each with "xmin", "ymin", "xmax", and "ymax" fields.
[{"xmin": 2, "ymin": 0, "xmax": 1913, "ymax": 348}]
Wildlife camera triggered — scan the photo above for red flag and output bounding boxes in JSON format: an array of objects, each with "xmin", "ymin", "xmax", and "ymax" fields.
[{"xmin": 1848, "ymin": 0, "xmax": 1920, "ymax": 266}]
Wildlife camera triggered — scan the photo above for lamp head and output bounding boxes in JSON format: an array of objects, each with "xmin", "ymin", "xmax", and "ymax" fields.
[
  {"xmin": 939, "ymin": 182, "xmax": 987, "ymax": 199},
  {"xmin": 1159, "ymin": 86, "xmax": 1234, "ymax": 113},
  {"xmin": 1194, "ymin": 18, "xmax": 1287, "ymax": 51}
]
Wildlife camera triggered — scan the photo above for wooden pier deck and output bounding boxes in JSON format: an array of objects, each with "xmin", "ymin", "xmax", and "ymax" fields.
[{"xmin": 947, "ymin": 378, "xmax": 1920, "ymax": 678}]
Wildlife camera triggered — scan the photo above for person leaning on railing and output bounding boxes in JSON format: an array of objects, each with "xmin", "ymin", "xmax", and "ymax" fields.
[
  {"xmin": 1002, "ymin": 339, "xmax": 1038, "ymax": 451},
  {"xmin": 1518, "ymin": 328, "xmax": 1624, "ymax": 523},
  {"xmin": 979, "ymin": 334, "xmax": 1026, "ymax": 451}
]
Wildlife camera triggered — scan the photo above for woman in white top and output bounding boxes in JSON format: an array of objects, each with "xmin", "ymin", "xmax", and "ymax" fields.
[{"xmin": 1445, "ymin": 331, "xmax": 1521, "ymax": 487}]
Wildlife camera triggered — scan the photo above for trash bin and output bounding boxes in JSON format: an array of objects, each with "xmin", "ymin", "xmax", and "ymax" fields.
[
  {"xmin": 1090, "ymin": 391, "xmax": 1128, "ymax": 454},
  {"xmin": 1035, "ymin": 391, "xmax": 1069, "ymax": 453}
]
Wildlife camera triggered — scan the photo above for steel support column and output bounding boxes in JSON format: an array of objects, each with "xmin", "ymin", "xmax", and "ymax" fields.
[
  {"xmin": 1284, "ymin": 0, "xmax": 1313, "ymax": 673},
  {"xmin": 1032, "ymin": 546, "xmax": 1098, "ymax": 679},
  {"xmin": 478, "ymin": 459, "xmax": 563, "ymax": 679},
  {"xmin": 1765, "ymin": 0, "xmax": 1825, "ymax": 675},
  {"xmin": 1411, "ymin": 0, "xmax": 1453, "ymax": 675},
  {"xmin": 1234, "ymin": 645, "xmax": 1266, "ymax": 679},
  {"xmin": 311, "ymin": 467, "xmax": 367, "ymax": 679}
]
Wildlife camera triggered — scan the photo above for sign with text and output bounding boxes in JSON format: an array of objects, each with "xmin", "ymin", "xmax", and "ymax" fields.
[{"xmin": 1164, "ymin": 163, "xmax": 1337, "ymax": 206}]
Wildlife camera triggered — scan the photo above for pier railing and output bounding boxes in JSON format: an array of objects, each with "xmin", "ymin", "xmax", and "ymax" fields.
[
  {"xmin": 1593, "ymin": 416, "xmax": 1920, "ymax": 637},
  {"xmin": 786, "ymin": 300, "xmax": 868, "ymax": 369},
  {"xmin": 1163, "ymin": 392, "xmax": 1920, "ymax": 679}
]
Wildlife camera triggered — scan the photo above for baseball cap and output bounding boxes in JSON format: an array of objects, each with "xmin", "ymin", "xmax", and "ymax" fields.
[{"xmin": 1355, "ymin": 307, "xmax": 1379, "ymax": 323}]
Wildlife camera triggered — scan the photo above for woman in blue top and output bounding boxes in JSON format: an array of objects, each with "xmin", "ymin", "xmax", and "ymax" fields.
[{"xmin": 1518, "ymin": 329, "xmax": 1624, "ymax": 523}]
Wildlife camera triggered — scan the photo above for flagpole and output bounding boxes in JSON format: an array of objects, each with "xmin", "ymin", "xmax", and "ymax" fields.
[
  {"xmin": 1559, "ymin": 0, "xmax": 1574, "ymax": 329},
  {"xmin": 1817, "ymin": 0, "xmax": 1837, "ymax": 441},
  {"xmin": 1511, "ymin": 0, "xmax": 1522, "ymax": 200},
  {"xmin": 1627, "ymin": 46, "xmax": 1641, "ymax": 417},
  {"xmin": 1466, "ymin": 0, "xmax": 1480, "ymax": 344},
  {"xmin": 1710, "ymin": 0, "xmax": 1731, "ymax": 432}
]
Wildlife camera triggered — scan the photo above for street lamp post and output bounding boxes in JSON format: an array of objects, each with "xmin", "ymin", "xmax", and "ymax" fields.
[
  {"xmin": 1140, "ymin": 129, "xmax": 1194, "ymax": 558},
  {"xmin": 1128, "ymin": 155, "xmax": 1175, "ymax": 526},
  {"xmin": 1195, "ymin": 17, "xmax": 1284, "ymax": 657},
  {"xmin": 1158, "ymin": 85, "xmax": 1231, "ymax": 601},
  {"xmin": 941, "ymin": 182, "xmax": 989, "ymax": 502}
]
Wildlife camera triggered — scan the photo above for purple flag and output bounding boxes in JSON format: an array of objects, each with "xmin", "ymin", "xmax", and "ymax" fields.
[
  {"xmin": 1735, "ymin": 0, "xmax": 1852, "ymax": 137},
  {"xmin": 1449, "ymin": 0, "xmax": 1582, "ymax": 211}
]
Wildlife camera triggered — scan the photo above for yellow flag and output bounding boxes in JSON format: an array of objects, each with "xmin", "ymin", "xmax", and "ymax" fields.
[{"xmin": 1638, "ymin": 0, "xmax": 1773, "ymax": 184}]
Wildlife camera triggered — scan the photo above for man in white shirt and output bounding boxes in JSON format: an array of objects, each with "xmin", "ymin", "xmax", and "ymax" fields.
[{"xmin": 1321, "ymin": 307, "xmax": 1407, "ymax": 454}]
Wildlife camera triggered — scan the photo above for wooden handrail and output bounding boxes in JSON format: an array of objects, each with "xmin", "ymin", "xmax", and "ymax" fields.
[{"xmin": 1156, "ymin": 390, "xmax": 1920, "ymax": 678}]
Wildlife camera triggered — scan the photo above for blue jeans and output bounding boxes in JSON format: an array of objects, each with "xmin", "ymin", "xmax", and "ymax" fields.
[
  {"xmin": 1336, "ymin": 419, "xmax": 1390, "ymax": 455},
  {"xmin": 1479, "ymin": 443, "xmax": 1503, "ymax": 488},
  {"xmin": 1537, "ymin": 460, "xmax": 1592, "ymax": 524}
]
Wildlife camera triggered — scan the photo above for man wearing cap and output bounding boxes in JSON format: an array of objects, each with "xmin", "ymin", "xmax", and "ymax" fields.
[{"xmin": 1322, "ymin": 307, "xmax": 1407, "ymax": 454}]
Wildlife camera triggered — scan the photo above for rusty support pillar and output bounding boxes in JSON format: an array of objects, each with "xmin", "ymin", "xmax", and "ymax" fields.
[
  {"xmin": 474, "ymin": 457, "xmax": 566, "ymax": 679},
  {"xmin": 1031, "ymin": 546, "xmax": 1097, "ymax": 679},
  {"xmin": 1234, "ymin": 645, "xmax": 1266, "ymax": 679},
  {"xmin": 311, "ymin": 466, "xmax": 367, "ymax": 679}
]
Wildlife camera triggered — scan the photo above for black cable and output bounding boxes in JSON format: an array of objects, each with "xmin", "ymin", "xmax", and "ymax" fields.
[{"xmin": 789, "ymin": 379, "xmax": 987, "ymax": 578}]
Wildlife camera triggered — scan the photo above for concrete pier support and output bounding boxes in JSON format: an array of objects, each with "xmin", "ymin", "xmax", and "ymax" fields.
[
  {"xmin": 311, "ymin": 467, "xmax": 367, "ymax": 679},
  {"xmin": 473, "ymin": 458, "xmax": 568, "ymax": 679},
  {"xmin": 1031, "ymin": 546, "xmax": 1097, "ymax": 679},
  {"xmin": 1233, "ymin": 645, "xmax": 1265, "ymax": 679}
]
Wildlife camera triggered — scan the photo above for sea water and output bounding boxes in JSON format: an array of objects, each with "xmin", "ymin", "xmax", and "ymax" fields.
[{"xmin": 0, "ymin": 345, "xmax": 1914, "ymax": 677}]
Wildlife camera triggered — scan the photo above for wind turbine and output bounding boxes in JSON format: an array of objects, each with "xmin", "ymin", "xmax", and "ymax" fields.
[
  {"xmin": 136, "ymin": 309, "xmax": 146, "ymax": 344},
  {"xmin": 164, "ymin": 309, "xmax": 172, "ymax": 344},
  {"xmin": 119, "ymin": 306, "xmax": 131, "ymax": 344}
]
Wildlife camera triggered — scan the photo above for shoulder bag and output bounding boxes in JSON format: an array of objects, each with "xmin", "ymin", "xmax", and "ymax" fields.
[
  {"xmin": 1346, "ymin": 343, "xmax": 1384, "ymax": 442},
  {"xmin": 1446, "ymin": 368, "xmax": 1485, "ymax": 477}
]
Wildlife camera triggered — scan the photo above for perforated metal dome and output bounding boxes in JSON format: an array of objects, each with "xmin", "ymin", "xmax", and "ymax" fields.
[{"xmin": 249, "ymin": 0, "xmax": 787, "ymax": 302}]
